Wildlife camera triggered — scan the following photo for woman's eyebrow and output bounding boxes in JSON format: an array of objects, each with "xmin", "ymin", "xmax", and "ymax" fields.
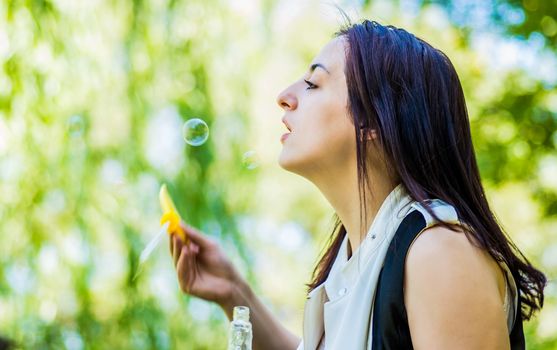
[{"xmin": 309, "ymin": 63, "xmax": 330, "ymax": 75}]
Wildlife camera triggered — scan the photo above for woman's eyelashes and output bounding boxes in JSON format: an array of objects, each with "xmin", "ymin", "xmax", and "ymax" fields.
[{"xmin": 304, "ymin": 79, "xmax": 318, "ymax": 90}]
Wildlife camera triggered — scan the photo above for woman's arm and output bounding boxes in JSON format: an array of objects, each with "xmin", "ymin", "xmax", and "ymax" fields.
[{"xmin": 404, "ymin": 225, "xmax": 510, "ymax": 350}]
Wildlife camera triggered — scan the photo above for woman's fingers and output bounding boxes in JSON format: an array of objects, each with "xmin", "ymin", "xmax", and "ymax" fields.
[
  {"xmin": 169, "ymin": 231, "xmax": 174, "ymax": 256},
  {"xmin": 180, "ymin": 222, "xmax": 214, "ymax": 250},
  {"xmin": 176, "ymin": 245, "xmax": 188, "ymax": 293},
  {"xmin": 169, "ymin": 223, "xmax": 206, "ymax": 296},
  {"xmin": 177, "ymin": 244, "xmax": 199, "ymax": 295},
  {"xmin": 173, "ymin": 234, "xmax": 184, "ymax": 267}
]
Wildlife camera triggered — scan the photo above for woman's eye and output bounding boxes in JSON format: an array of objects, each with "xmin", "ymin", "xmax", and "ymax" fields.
[{"xmin": 304, "ymin": 79, "xmax": 317, "ymax": 90}]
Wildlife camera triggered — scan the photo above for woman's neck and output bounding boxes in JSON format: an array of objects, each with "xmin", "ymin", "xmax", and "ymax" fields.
[{"xmin": 311, "ymin": 169, "xmax": 398, "ymax": 254}]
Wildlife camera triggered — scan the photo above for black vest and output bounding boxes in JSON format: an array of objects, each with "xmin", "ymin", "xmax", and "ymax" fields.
[{"xmin": 371, "ymin": 209, "xmax": 526, "ymax": 349}]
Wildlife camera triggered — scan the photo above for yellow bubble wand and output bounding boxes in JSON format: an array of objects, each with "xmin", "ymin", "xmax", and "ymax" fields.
[
  {"xmin": 133, "ymin": 184, "xmax": 186, "ymax": 280},
  {"xmin": 159, "ymin": 184, "xmax": 187, "ymax": 241}
]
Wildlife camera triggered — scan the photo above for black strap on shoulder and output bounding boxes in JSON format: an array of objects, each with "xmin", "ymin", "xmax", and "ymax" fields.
[
  {"xmin": 371, "ymin": 210, "xmax": 425, "ymax": 350},
  {"xmin": 371, "ymin": 210, "xmax": 526, "ymax": 349}
]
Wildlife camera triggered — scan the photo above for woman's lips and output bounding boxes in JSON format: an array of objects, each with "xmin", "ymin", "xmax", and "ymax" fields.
[{"xmin": 280, "ymin": 132, "xmax": 291, "ymax": 143}]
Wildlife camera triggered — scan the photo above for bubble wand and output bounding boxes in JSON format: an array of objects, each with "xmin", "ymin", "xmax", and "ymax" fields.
[
  {"xmin": 133, "ymin": 184, "xmax": 186, "ymax": 280},
  {"xmin": 158, "ymin": 184, "xmax": 186, "ymax": 241}
]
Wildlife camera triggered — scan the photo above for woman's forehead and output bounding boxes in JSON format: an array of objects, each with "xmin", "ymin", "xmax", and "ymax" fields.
[{"xmin": 310, "ymin": 37, "xmax": 347, "ymax": 76}]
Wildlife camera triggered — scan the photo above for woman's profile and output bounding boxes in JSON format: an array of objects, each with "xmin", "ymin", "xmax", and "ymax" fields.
[{"xmin": 169, "ymin": 19, "xmax": 546, "ymax": 349}]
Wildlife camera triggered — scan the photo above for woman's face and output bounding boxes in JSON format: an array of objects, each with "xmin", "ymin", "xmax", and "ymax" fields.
[{"xmin": 276, "ymin": 36, "xmax": 356, "ymax": 178}]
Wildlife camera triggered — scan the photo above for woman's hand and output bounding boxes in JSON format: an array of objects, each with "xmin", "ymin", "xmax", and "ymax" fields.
[
  {"xmin": 170, "ymin": 222, "xmax": 302, "ymax": 350},
  {"xmin": 169, "ymin": 222, "xmax": 241, "ymax": 306}
]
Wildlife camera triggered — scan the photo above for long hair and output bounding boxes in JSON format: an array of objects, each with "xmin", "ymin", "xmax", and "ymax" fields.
[{"xmin": 306, "ymin": 19, "xmax": 546, "ymax": 321}]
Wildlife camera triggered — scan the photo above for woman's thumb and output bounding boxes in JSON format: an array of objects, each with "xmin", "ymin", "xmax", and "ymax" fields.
[{"xmin": 180, "ymin": 222, "xmax": 214, "ymax": 249}]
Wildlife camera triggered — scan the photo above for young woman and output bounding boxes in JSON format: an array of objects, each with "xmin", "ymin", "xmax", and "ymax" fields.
[{"xmin": 169, "ymin": 20, "xmax": 546, "ymax": 349}]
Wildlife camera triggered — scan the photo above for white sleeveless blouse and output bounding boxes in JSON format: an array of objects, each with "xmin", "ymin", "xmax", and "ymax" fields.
[{"xmin": 297, "ymin": 184, "xmax": 518, "ymax": 350}]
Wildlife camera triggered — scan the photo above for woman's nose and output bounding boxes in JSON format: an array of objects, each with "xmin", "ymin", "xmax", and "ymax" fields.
[{"xmin": 276, "ymin": 88, "xmax": 298, "ymax": 111}]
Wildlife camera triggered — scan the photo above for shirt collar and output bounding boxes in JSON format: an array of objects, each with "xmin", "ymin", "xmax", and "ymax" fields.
[
  {"xmin": 324, "ymin": 183, "xmax": 413, "ymax": 300},
  {"xmin": 348, "ymin": 183, "xmax": 411, "ymax": 262}
]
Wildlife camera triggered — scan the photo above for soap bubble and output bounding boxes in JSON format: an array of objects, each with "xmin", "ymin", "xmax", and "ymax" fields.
[
  {"xmin": 182, "ymin": 118, "xmax": 209, "ymax": 146},
  {"xmin": 242, "ymin": 150, "xmax": 259, "ymax": 170},
  {"xmin": 67, "ymin": 115, "xmax": 85, "ymax": 137}
]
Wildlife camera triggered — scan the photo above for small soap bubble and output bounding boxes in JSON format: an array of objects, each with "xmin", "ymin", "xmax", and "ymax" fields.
[
  {"xmin": 67, "ymin": 115, "xmax": 85, "ymax": 138},
  {"xmin": 182, "ymin": 118, "xmax": 209, "ymax": 146},
  {"xmin": 242, "ymin": 150, "xmax": 260, "ymax": 170}
]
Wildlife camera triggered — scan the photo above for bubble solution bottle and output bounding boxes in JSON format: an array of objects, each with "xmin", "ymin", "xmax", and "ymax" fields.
[{"xmin": 227, "ymin": 306, "xmax": 253, "ymax": 350}]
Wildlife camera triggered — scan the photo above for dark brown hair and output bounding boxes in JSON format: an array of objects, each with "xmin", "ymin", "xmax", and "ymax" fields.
[{"xmin": 306, "ymin": 19, "xmax": 546, "ymax": 321}]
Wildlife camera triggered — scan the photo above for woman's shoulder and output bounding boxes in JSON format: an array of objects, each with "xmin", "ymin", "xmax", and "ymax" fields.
[
  {"xmin": 406, "ymin": 223, "xmax": 502, "ymax": 287},
  {"xmin": 403, "ymin": 222, "xmax": 510, "ymax": 348},
  {"xmin": 403, "ymin": 198, "xmax": 507, "ymax": 304}
]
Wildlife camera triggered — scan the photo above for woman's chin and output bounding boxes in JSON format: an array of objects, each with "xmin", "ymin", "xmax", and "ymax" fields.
[
  {"xmin": 278, "ymin": 151, "xmax": 311, "ymax": 177},
  {"xmin": 278, "ymin": 150, "xmax": 299, "ymax": 172},
  {"xmin": 277, "ymin": 151, "xmax": 291, "ymax": 170}
]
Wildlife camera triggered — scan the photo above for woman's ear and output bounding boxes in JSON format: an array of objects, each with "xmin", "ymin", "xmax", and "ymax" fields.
[{"xmin": 360, "ymin": 127, "xmax": 378, "ymax": 140}]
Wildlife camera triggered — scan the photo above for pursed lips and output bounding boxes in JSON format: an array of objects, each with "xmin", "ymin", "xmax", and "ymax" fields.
[
  {"xmin": 282, "ymin": 117, "xmax": 293, "ymax": 132},
  {"xmin": 281, "ymin": 117, "xmax": 292, "ymax": 143}
]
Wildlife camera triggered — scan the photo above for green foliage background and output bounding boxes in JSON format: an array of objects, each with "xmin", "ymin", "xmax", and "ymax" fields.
[{"xmin": 0, "ymin": 0, "xmax": 556, "ymax": 349}]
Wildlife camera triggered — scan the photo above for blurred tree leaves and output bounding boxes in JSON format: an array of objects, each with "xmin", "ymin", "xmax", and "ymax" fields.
[{"xmin": 0, "ymin": 0, "xmax": 260, "ymax": 348}]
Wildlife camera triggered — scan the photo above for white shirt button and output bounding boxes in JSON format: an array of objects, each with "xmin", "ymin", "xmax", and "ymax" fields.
[{"xmin": 338, "ymin": 287, "xmax": 347, "ymax": 296}]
